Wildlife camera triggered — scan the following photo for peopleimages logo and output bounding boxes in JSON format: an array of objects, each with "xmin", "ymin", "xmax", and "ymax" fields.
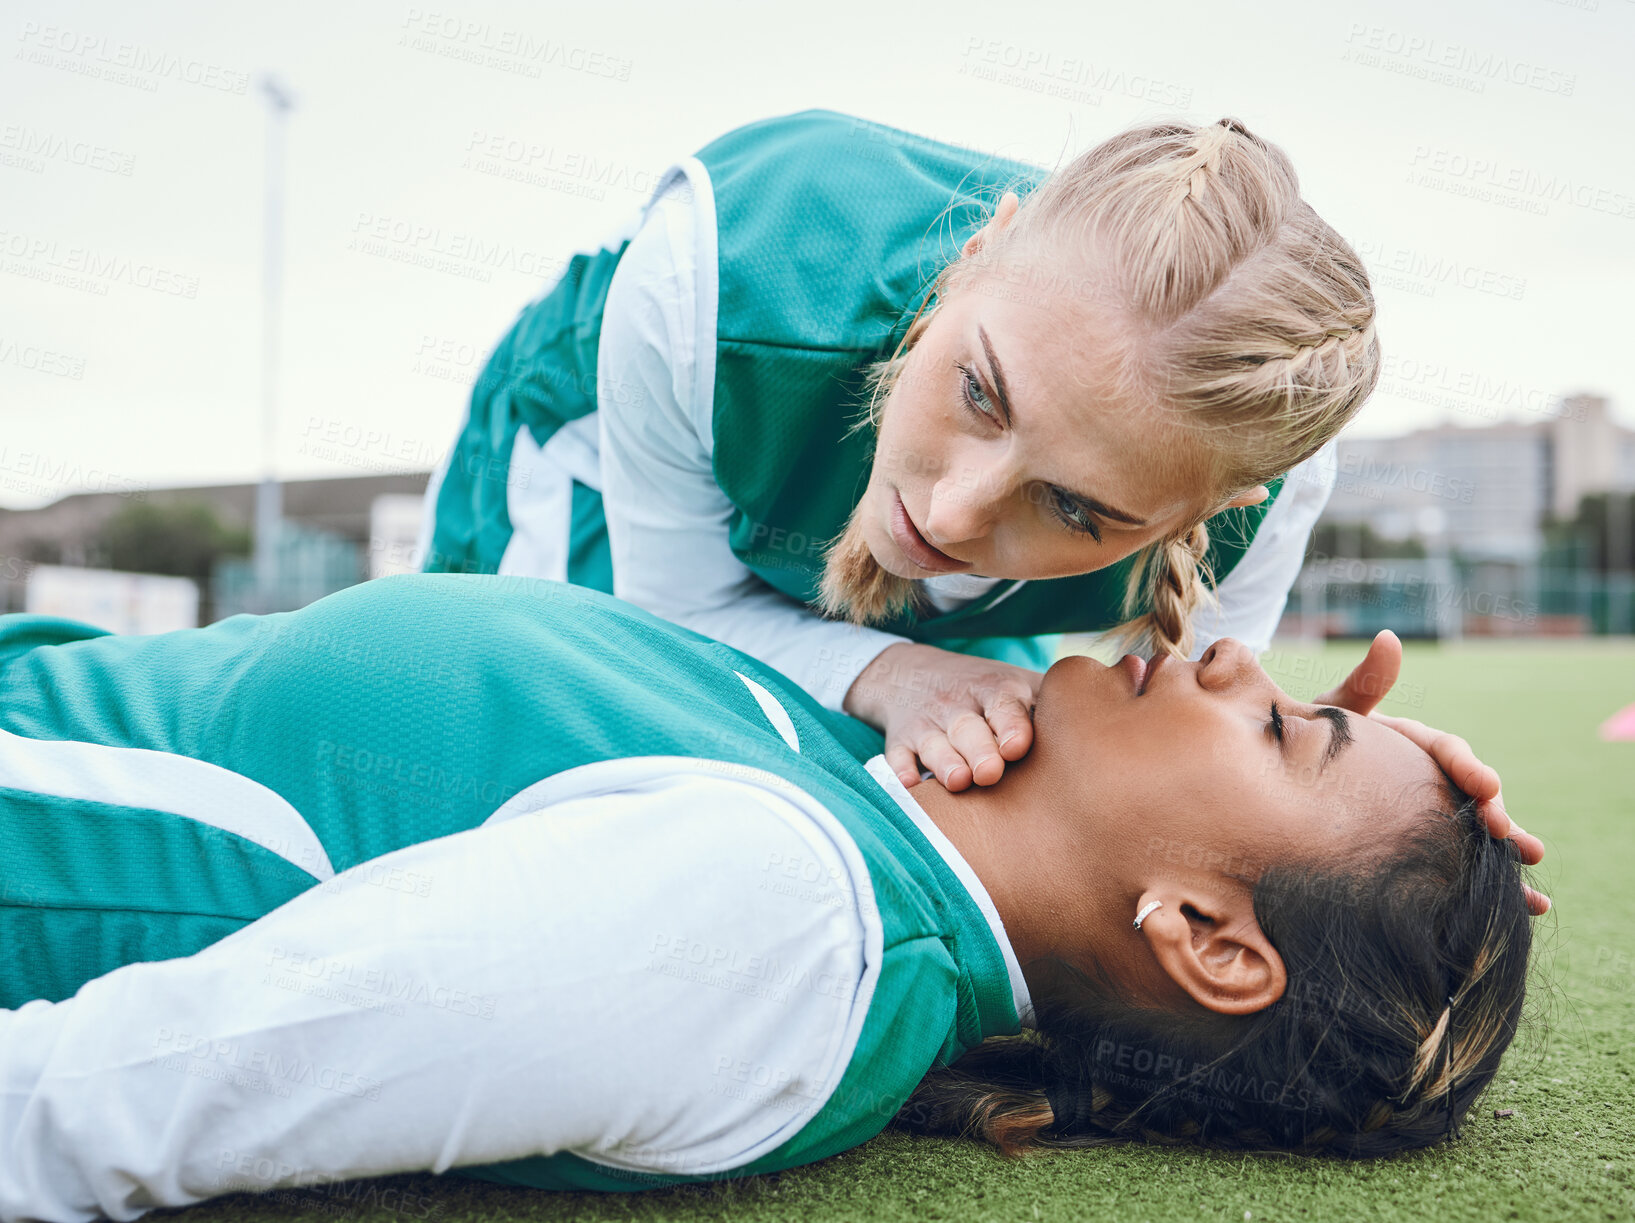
[
  {"xmin": 0, "ymin": 336, "xmax": 85, "ymax": 379},
  {"xmin": 1093, "ymin": 1039, "xmax": 1316, "ymax": 1112},
  {"xmin": 958, "ymin": 38, "xmax": 1193, "ymax": 107},
  {"xmin": 1352, "ymin": 238, "xmax": 1526, "ymax": 301},
  {"xmin": 397, "ymin": 9, "xmax": 633, "ymax": 81},
  {"xmin": 347, "ymin": 212, "xmax": 570, "ymax": 284},
  {"xmin": 0, "ymin": 445, "xmax": 147, "ymax": 498},
  {"xmin": 1408, "ymin": 147, "xmax": 1634, "ymax": 220},
  {"xmin": 1336, "ymin": 454, "xmax": 1476, "ymax": 504},
  {"xmin": 0, "ymin": 125, "xmax": 135, "ymax": 175},
  {"xmin": 15, "ymin": 22, "xmax": 250, "ymax": 93},
  {"xmin": 1342, "ymin": 24, "xmax": 1576, "ymax": 96},
  {"xmin": 1, "ymin": 229, "xmax": 200, "ymax": 298},
  {"xmin": 1374, "ymin": 355, "xmax": 1587, "ymax": 424},
  {"xmin": 461, "ymin": 131, "xmax": 676, "ymax": 202},
  {"xmin": 151, "ymin": 1027, "xmax": 382, "ymax": 1100}
]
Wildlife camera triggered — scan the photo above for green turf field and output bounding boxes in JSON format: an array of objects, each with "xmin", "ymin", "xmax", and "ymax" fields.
[{"xmin": 160, "ymin": 639, "xmax": 1635, "ymax": 1223}]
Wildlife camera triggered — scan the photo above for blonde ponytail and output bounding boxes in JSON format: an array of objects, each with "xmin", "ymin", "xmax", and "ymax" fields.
[{"xmin": 1114, "ymin": 522, "xmax": 1216, "ymax": 659}]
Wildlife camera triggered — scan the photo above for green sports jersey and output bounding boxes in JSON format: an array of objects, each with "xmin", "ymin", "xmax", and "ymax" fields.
[
  {"xmin": 0, "ymin": 573, "xmax": 1022, "ymax": 1193},
  {"xmin": 422, "ymin": 109, "xmax": 1284, "ymax": 667}
]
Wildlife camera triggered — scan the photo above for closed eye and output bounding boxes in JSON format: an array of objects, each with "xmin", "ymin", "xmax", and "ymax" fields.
[{"xmin": 1268, "ymin": 700, "xmax": 1285, "ymax": 744}]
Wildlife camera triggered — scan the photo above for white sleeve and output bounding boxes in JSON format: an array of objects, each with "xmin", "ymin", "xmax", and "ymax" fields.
[
  {"xmin": 1188, "ymin": 440, "xmax": 1336, "ymax": 658},
  {"xmin": 0, "ymin": 774, "xmax": 874, "ymax": 1223},
  {"xmin": 597, "ymin": 173, "xmax": 910, "ymax": 712}
]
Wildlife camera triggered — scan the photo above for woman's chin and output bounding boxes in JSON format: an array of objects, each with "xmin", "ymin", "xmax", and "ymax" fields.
[
  {"xmin": 1035, "ymin": 653, "xmax": 1106, "ymax": 716},
  {"xmin": 862, "ymin": 536, "xmax": 917, "ymax": 580},
  {"xmin": 872, "ymin": 554, "xmax": 919, "ymax": 581}
]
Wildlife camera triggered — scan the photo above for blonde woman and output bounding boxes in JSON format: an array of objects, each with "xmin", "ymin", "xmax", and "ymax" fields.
[{"xmin": 419, "ymin": 109, "xmax": 1528, "ymax": 852}]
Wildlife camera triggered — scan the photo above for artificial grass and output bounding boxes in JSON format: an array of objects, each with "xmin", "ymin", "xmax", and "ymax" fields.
[{"xmin": 155, "ymin": 638, "xmax": 1635, "ymax": 1223}]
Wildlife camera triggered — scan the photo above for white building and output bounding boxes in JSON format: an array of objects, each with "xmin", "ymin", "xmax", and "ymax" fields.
[{"xmin": 1324, "ymin": 394, "xmax": 1635, "ymax": 560}]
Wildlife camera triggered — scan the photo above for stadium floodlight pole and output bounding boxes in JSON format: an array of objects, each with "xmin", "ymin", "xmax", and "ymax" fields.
[{"xmin": 254, "ymin": 75, "xmax": 294, "ymax": 612}]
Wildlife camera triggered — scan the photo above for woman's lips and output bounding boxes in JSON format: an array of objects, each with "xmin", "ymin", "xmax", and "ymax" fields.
[
  {"xmin": 889, "ymin": 490, "xmax": 969, "ymax": 575},
  {"xmin": 1119, "ymin": 653, "xmax": 1165, "ymax": 695},
  {"xmin": 1119, "ymin": 654, "xmax": 1147, "ymax": 694},
  {"xmin": 1139, "ymin": 653, "xmax": 1166, "ymax": 695}
]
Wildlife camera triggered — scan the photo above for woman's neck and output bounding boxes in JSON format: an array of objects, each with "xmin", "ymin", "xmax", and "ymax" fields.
[{"xmin": 903, "ymin": 752, "xmax": 1182, "ymax": 1009}]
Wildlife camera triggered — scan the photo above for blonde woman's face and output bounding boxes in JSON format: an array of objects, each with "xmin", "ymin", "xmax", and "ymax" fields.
[{"xmin": 856, "ymin": 282, "xmax": 1252, "ymax": 582}]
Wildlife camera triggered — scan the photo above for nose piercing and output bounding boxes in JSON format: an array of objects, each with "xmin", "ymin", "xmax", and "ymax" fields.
[{"xmin": 1133, "ymin": 900, "xmax": 1163, "ymax": 931}]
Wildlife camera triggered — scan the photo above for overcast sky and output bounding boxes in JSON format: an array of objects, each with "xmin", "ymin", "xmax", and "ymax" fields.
[{"xmin": 2, "ymin": 0, "xmax": 1631, "ymax": 508}]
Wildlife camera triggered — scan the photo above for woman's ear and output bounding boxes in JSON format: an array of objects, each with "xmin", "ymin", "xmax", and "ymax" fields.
[
  {"xmin": 961, "ymin": 191, "xmax": 1021, "ymax": 259},
  {"xmin": 1135, "ymin": 888, "xmax": 1287, "ymax": 1016},
  {"xmin": 1222, "ymin": 485, "xmax": 1270, "ymax": 510}
]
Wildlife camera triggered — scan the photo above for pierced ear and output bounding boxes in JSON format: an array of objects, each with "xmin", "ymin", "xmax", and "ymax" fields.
[
  {"xmin": 960, "ymin": 191, "xmax": 1021, "ymax": 259},
  {"xmin": 1135, "ymin": 888, "xmax": 1286, "ymax": 1016},
  {"xmin": 1222, "ymin": 485, "xmax": 1270, "ymax": 510}
]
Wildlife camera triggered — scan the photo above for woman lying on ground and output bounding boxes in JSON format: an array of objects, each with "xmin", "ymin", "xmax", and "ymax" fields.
[{"xmin": 0, "ymin": 574, "xmax": 1538, "ymax": 1221}]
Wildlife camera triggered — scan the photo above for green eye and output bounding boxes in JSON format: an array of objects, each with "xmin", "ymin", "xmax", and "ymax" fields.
[
  {"xmin": 1051, "ymin": 489, "xmax": 1103, "ymax": 543},
  {"xmin": 958, "ymin": 364, "xmax": 996, "ymax": 419}
]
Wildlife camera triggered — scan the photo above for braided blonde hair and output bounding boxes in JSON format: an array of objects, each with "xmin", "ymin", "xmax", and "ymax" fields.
[{"xmin": 826, "ymin": 116, "xmax": 1380, "ymax": 655}]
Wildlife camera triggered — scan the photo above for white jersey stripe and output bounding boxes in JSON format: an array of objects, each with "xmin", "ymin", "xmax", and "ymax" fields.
[
  {"xmin": 733, "ymin": 670, "xmax": 800, "ymax": 753},
  {"xmin": 0, "ymin": 725, "xmax": 334, "ymax": 882}
]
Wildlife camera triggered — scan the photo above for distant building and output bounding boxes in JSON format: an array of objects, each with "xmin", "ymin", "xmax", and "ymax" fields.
[
  {"xmin": 369, "ymin": 494, "xmax": 430, "ymax": 579},
  {"xmin": 1323, "ymin": 394, "xmax": 1635, "ymax": 560},
  {"xmin": 0, "ymin": 471, "xmax": 431, "ymax": 617},
  {"xmin": 0, "ymin": 471, "xmax": 430, "ymax": 562},
  {"xmin": 25, "ymin": 564, "xmax": 200, "ymax": 634}
]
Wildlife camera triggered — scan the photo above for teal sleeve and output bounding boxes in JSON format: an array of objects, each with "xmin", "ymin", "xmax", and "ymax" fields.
[{"xmin": 0, "ymin": 614, "xmax": 111, "ymax": 669}]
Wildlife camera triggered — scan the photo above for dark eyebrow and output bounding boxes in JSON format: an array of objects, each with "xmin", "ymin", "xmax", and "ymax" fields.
[
  {"xmin": 1315, "ymin": 706, "xmax": 1354, "ymax": 772},
  {"xmin": 977, "ymin": 323, "xmax": 1149, "ymax": 528}
]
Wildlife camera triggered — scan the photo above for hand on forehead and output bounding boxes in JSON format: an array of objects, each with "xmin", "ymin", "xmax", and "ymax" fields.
[
  {"xmin": 1310, "ymin": 629, "xmax": 1549, "ymax": 915},
  {"xmin": 1337, "ymin": 712, "xmax": 1550, "ymax": 916}
]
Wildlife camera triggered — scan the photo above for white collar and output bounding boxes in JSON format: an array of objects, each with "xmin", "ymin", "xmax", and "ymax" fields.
[{"xmin": 864, "ymin": 755, "xmax": 1035, "ymax": 1028}]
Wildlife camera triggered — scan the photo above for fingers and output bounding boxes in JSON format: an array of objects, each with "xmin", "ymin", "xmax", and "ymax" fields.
[
  {"xmin": 1487, "ymin": 792, "xmax": 1549, "ymax": 910},
  {"xmin": 1428, "ymin": 731, "xmax": 1500, "ymax": 800},
  {"xmin": 884, "ymin": 695, "xmax": 1038, "ymax": 793},
  {"xmin": 950, "ymin": 689, "xmax": 1040, "ymax": 786},
  {"xmin": 883, "ymin": 719, "xmax": 977, "ymax": 793},
  {"xmin": 1373, "ymin": 712, "xmax": 1545, "ymax": 864},
  {"xmin": 986, "ymin": 693, "xmax": 1036, "ymax": 762},
  {"xmin": 871, "ymin": 654, "xmax": 1042, "ymax": 794},
  {"xmin": 1368, "ymin": 711, "xmax": 1423, "ymax": 739},
  {"xmin": 1478, "ymin": 797, "xmax": 1511, "ymax": 840},
  {"xmin": 1496, "ymin": 818, "xmax": 1545, "ymax": 866},
  {"xmin": 1316, "ymin": 630, "xmax": 1402, "ymax": 715},
  {"xmin": 1475, "ymin": 798, "xmax": 1542, "ymax": 864},
  {"xmin": 916, "ymin": 731, "xmax": 974, "ymax": 792},
  {"xmin": 944, "ymin": 712, "xmax": 1004, "ymax": 787},
  {"xmin": 884, "ymin": 744, "xmax": 923, "ymax": 790},
  {"xmin": 1483, "ymin": 785, "xmax": 1544, "ymax": 863},
  {"xmin": 1512, "ymin": 831, "xmax": 1547, "ymax": 866},
  {"xmin": 1372, "ymin": 714, "xmax": 1501, "ymax": 798}
]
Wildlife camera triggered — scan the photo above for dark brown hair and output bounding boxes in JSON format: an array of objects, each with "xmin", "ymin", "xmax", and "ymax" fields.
[{"xmin": 894, "ymin": 789, "xmax": 1533, "ymax": 1157}]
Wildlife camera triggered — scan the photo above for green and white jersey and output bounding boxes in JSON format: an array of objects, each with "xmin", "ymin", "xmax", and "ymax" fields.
[
  {"xmin": 0, "ymin": 574, "xmax": 1028, "ymax": 1221},
  {"xmin": 419, "ymin": 108, "xmax": 1338, "ymax": 710}
]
